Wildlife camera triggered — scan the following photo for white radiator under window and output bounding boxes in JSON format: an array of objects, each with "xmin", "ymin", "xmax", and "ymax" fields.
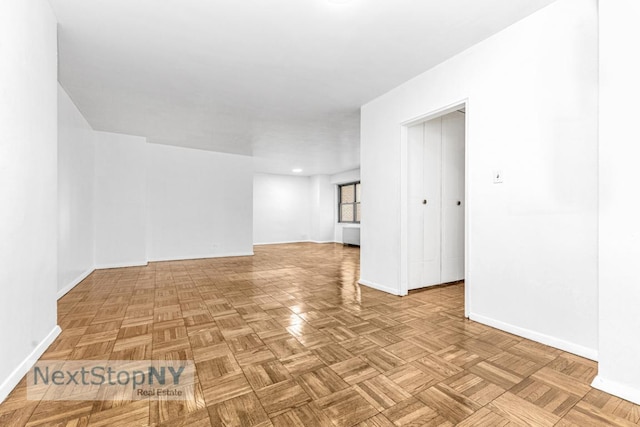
[{"xmin": 343, "ymin": 227, "xmax": 360, "ymax": 246}]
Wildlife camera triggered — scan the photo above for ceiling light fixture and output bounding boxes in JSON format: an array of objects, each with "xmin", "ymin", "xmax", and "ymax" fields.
[{"xmin": 292, "ymin": 168, "xmax": 303, "ymax": 173}]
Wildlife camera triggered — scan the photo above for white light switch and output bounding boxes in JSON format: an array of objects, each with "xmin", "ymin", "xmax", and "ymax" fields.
[{"xmin": 493, "ymin": 170, "xmax": 503, "ymax": 184}]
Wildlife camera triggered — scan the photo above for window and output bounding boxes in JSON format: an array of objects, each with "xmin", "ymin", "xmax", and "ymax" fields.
[{"xmin": 338, "ymin": 182, "xmax": 361, "ymax": 223}]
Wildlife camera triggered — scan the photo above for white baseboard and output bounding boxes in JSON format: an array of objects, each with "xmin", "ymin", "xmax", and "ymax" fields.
[
  {"xmin": 254, "ymin": 240, "xmax": 311, "ymax": 246},
  {"xmin": 469, "ymin": 312, "xmax": 598, "ymax": 361},
  {"xmin": 0, "ymin": 325, "xmax": 61, "ymax": 403},
  {"xmin": 147, "ymin": 252, "xmax": 254, "ymax": 263},
  {"xmin": 592, "ymin": 375, "xmax": 640, "ymax": 405},
  {"xmin": 57, "ymin": 267, "xmax": 94, "ymax": 299},
  {"xmin": 358, "ymin": 279, "xmax": 403, "ymax": 296},
  {"xmin": 254, "ymin": 240, "xmax": 340, "ymax": 246},
  {"xmin": 94, "ymin": 261, "xmax": 148, "ymax": 270}
]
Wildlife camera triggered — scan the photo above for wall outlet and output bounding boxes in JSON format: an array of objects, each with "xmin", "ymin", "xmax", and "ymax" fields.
[{"xmin": 493, "ymin": 170, "xmax": 504, "ymax": 184}]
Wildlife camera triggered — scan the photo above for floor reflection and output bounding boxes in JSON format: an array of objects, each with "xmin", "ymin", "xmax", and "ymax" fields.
[{"xmin": 338, "ymin": 247, "xmax": 361, "ymax": 306}]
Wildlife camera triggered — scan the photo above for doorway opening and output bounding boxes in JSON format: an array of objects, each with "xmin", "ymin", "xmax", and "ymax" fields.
[{"xmin": 400, "ymin": 101, "xmax": 469, "ymax": 317}]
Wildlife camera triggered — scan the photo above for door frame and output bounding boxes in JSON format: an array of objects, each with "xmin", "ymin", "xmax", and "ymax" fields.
[{"xmin": 399, "ymin": 99, "xmax": 470, "ymax": 317}]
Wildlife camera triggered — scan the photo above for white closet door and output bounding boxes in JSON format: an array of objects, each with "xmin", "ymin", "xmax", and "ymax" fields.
[
  {"xmin": 440, "ymin": 111, "xmax": 465, "ymax": 283},
  {"xmin": 421, "ymin": 118, "xmax": 442, "ymax": 287},
  {"xmin": 407, "ymin": 111, "xmax": 463, "ymax": 291},
  {"xmin": 407, "ymin": 124, "xmax": 425, "ymax": 289}
]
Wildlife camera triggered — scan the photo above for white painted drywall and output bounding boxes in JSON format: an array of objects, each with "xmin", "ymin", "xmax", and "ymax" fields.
[
  {"xmin": 147, "ymin": 144, "xmax": 253, "ymax": 261},
  {"xmin": 330, "ymin": 169, "xmax": 360, "ymax": 186},
  {"xmin": 93, "ymin": 134, "xmax": 254, "ymax": 266},
  {"xmin": 309, "ymin": 175, "xmax": 335, "ymax": 243},
  {"xmin": 253, "ymin": 172, "xmax": 340, "ymax": 245},
  {"xmin": 594, "ymin": 0, "xmax": 640, "ymax": 405},
  {"xmin": 332, "ymin": 169, "xmax": 361, "ymax": 244},
  {"xmin": 94, "ymin": 132, "xmax": 148, "ymax": 268},
  {"xmin": 58, "ymin": 84, "xmax": 95, "ymax": 296},
  {"xmin": 253, "ymin": 173, "xmax": 311, "ymax": 244},
  {"xmin": 360, "ymin": 0, "xmax": 598, "ymax": 357},
  {"xmin": 0, "ymin": 0, "xmax": 59, "ymax": 402}
]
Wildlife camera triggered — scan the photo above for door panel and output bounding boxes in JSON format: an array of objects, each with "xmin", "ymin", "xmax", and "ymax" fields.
[
  {"xmin": 407, "ymin": 124, "xmax": 425, "ymax": 290},
  {"xmin": 441, "ymin": 111, "xmax": 465, "ymax": 283},
  {"xmin": 421, "ymin": 118, "xmax": 442, "ymax": 287}
]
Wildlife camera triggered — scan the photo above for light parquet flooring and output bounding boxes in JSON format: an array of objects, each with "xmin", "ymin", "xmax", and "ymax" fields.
[{"xmin": 1, "ymin": 243, "xmax": 639, "ymax": 426}]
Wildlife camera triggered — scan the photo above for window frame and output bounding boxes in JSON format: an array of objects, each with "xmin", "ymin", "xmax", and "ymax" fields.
[{"xmin": 338, "ymin": 181, "xmax": 361, "ymax": 224}]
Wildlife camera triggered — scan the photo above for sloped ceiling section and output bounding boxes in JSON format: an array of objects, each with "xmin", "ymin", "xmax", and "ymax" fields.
[{"xmin": 51, "ymin": 0, "xmax": 557, "ymax": 175}]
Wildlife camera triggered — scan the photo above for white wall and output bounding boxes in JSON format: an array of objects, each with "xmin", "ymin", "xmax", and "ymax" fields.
[
  {"xmin": 594, "ymin": 0, "xmax": 640, "ymax": 405},
  {"xmin": 253, "ymin": 172, "xmax": 352, "ymax": 245},
  {"xmin": 148, "ymin": 144, "xmax": 253, "ymax": 261},
  {"xmin": 94, "ymin": 132, "xmax": 255, "ymax": 267},
  {"xmin": 309, "ymin": 175, "xmax": 335, "ymax": 243},
  {"xmin": 331, "ymin": 168, "xmax": 360, "ymax": 186},
  {"xmin": 0, "ymin": 0, "xmax": 59, "ymax": 402},
  {"xmin": 253, "ymin": 173, "xmax": 311, "ymax": 244},
  {"xmin": 94, "ymin": 132, "xmax": 148, "ymax": 268},
  {"xmin": 360, "ymin": 0, "xmax": 598, "ymax": 358},
  {"xmin": 332, "ymin": 169, "xmax": 361, "ymax": 243},
  {"xmin": 58, "ymin": 85, "xmax": 95, "ymax": 297}
]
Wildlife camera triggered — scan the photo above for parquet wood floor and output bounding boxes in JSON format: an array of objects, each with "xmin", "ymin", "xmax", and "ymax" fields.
[{"xmin": 1, "ymin": 243, "xmax": 639, "ymax": 426}]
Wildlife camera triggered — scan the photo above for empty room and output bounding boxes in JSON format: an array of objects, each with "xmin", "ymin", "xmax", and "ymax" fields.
[{"xmin": 2, "ymin": 0, "xmax": 640, "ymax": 426}]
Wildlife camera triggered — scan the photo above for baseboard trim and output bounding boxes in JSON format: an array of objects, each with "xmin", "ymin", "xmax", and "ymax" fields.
[
  {"xmin": 254, "ymin": 240, "xmax": 312, "ymax": 246},
  {"xmin": 254, "ymin": 240, "xmax": 340, "ymax": 246},
  {"xmin": 94, "ymin": 261, "xmax": 148, "ymax": 270},
  {"xmin": 358, "ymin": 279, "xmax": 402, "ymax": 296},
  {"xmin": 57, "ymin": 267, "xmax": 94, "ymax": 299},
  {"xmin": 592, "ymin": 375, "xmax": 640, "ymax": 405},
  {"xmin": 469, "ymin": 312, "xmax": 598, "ymax": 361},
  {"xmin": 0, "ymin": 325, "xmax": 61, "ymax": 403},
  {"xmin": 147, "ymin": 252, "xmax": 254, "ymax": 263}
]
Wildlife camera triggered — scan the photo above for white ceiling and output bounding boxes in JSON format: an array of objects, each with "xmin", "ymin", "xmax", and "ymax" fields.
[{"xmin": 51, "ymin": 0, "xmax": 556, "ymax": 176}]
